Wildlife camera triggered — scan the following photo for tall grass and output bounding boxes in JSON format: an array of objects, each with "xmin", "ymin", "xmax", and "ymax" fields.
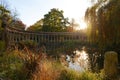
[
  {"xmin": 31, "ymin": 61, "xmax": 104, "ymax": 80},
  {"xmin": 59, "ymin": 69, "xmax": 103, "ymax": 80},
  {"xmin": 32, "ymin": 59, "xmax": 63, "ymax": 80},
  {"xmin": 0, "ymin": 47, "xmax": 106, "ymax": 80},
  {"xmin": 31, "ymin": 57, "xmax": 103, "ymax": 80}
]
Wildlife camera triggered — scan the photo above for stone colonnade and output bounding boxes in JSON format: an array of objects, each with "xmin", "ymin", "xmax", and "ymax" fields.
[{"xmin": 6, "ymin": 27, "xmax": 87, "ymax": 50}]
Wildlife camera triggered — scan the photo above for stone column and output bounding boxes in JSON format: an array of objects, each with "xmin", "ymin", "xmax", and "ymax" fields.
[
  {"xmin": 27, "ymin": 33, "xmax": 29, "ymax": 41},
  {"xmin": 53, "ymin": 34, "xmax": 54, "ymax": 42},
  {"xmin": 37, "ymin": 35, "xmax": 39, "ymax": 43},
  {"xmin": 41, "ymin": 34, "xmax": 43, "ymax": 43},
  {"xmin": 17, "ymin": 33, "xmax": 19, "ymax": 42},
  {"xmin": 44, "ymin": 34, "xmax": 46, "ymax": 42},
  {"xmin": 13, "ymin": 32, "xmax": 16, "ymax": 42},
  {"xmin": 34, "ymin": 34, "xmax": 37, "ymax": 43},
  {"xmin": 104, "ymin": 51, "xmax": 118, "ymax": 79}
]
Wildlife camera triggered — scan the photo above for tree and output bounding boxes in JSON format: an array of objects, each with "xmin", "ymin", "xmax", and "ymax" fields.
[
  {"xmin": 0, "ymin": 2, "xmax": 26, "ymax": 43},
  {"xmin": 9, "ymin": 8, "xmax": 26, "ymax": 30},
  {"xmin": 0, "ymin": 3, "xmax": 11, "ymax": 42},
  {"xmin": 27, "ymin": 19, "xmax": 43, "ymax": 31},
  {"xmin": 42, "ymin": 8, "xmax": 69, "ymax": 32},
  {"xmin": 0, "ymin": 5, "xmax": 10, "ymax": 29},
  {"xmin": 0, "ymin": 2, "xmax": 26, "ymax": 30},
  {"xmin": 10, "ymin": 19, "xmax": 26, "ymax": 30},
  {"xmin": 85, "ymin": 0, "xmax": 120, "ymax": 48},
  {"xmin": 66, "ymin": 18, "xmax": 79, "ymax": 32}
]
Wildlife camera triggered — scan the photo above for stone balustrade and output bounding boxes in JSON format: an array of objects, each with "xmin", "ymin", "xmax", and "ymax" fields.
[{"xmin": 5, "ymin": 26, "xmax": 87, "ymax": 50}]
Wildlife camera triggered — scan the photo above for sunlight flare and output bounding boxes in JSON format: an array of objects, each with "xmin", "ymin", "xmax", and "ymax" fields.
[
  {"xmin": 75, "ymin": 20, "xmax": 87, "ymax": 30},
  {"xmin": 80, "ymin": 20, "xmax": 87, "ymax": 30}
]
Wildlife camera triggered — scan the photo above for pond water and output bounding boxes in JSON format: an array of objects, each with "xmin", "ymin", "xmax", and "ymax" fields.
[{"xmin": 65, "ymin": 49, "xmax": 89, "ymax": 72}]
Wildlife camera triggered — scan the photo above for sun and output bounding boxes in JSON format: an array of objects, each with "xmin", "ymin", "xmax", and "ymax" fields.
[
  {"xmin": 75, "ymin": 20, "xmax": 87, "ymax": 30},
  {"xmin": 80, "ymin": 20, "xmax": 87, "ymax": 30}
]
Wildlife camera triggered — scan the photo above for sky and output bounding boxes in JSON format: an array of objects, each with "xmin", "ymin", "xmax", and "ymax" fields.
[{"xmin": 7, "ymin": 0, "xmax": 91, "ymax": 27}]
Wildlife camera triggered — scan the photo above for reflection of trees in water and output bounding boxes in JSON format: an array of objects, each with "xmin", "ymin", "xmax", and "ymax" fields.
[
  {"xmin": 60, "ymin": 46, "xmax": 107, "ymax": 72},
  {"xmin": 87, "ymin": 47, "xmax": 104, "ymax": 72},
  {"xmin": 65, "ymin": 49, "xmax": 89, "ymax": 71}
]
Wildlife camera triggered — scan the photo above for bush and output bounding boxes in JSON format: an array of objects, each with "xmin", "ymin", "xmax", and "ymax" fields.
[
  {"xmin": 18, "ymin": 47, "xmax": 43, "ymax": 79},
  {"xmin": 0, "ymin": 50, "xmax": 27, "ymax": 80},
  {"xmin": 18, "ymin": 40, "xmax": 38, "ymax": 50},
  {"xmin": 32, "ymin": 59, "xmax": 63, "ymax": 80}
]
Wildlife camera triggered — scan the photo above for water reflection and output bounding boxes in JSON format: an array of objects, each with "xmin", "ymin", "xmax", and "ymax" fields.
[{"xmin": 66, "ymin": 49, "xmax": 89, "ymax": 72}]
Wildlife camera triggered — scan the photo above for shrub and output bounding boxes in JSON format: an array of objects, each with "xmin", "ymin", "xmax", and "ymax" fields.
[
  {"xmin": 18, "ymin": 40, "xmax": 38, "ymax": 50},
  {"xmin": 31, "ymin": 59, "xmax": 63, "ymax": 80},
  {"xmin": 17, "ymin": 47, "xmax": 43, "ymax": 79},
  {"xmin": 0, "ymin": 50, "xmax": 27, "ymax": 80}
]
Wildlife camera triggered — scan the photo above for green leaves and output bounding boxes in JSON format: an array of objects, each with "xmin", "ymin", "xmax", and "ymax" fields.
[
  {"xmin": 0, "ymin": 5, "xmax": 10, "ymax": 28},
  {"xmin": 42, "ymin": 8, "xmax": 69, "ymax": 32},
  {"xmin": 27, "ymin": 19, "xmax": 43, "ymax": 31},
  {"xmin": 27, "ymin": 8, "xmax": 69, "ymax": 32}
]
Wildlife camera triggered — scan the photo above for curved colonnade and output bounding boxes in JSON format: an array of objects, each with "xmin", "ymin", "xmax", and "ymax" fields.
[{"xmin": 6, "ymin": 27, "xmax": 87, "ymax": 50}]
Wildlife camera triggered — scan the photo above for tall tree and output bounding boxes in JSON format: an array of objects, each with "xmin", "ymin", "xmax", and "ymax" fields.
[
  {"xmin": 85, "ymin": 0, "xmax": 120, "ymax": 48},
  {"xmin": 10, "ymin": 9, "xmax": 26, "ymax": 30},
  {"xmin": 0, "ymin": 3, "xmax": 26, "ymax": 49},
  {"xmin": 10, "ymin": 19, "xmax": 26, "ymax": 30},
  {"xmin": 0, "ymin": 5, "xmax": 10, "ymax": 29},
  {"xmin": 42, "ymin": 8, "xmax": 69, "ymax": 32},
  {"xmin": 0, "ymin": 3, "xmax": 11, "ymax": 40},
  {"xmin": 0, "ymin": 2, "xmax": 26, "ymax": 30}
]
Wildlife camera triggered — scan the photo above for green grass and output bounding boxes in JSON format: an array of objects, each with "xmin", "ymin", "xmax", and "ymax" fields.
[{"xmin": 59, "ymin": 69, "xmax": 103, "ymax": 80}]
